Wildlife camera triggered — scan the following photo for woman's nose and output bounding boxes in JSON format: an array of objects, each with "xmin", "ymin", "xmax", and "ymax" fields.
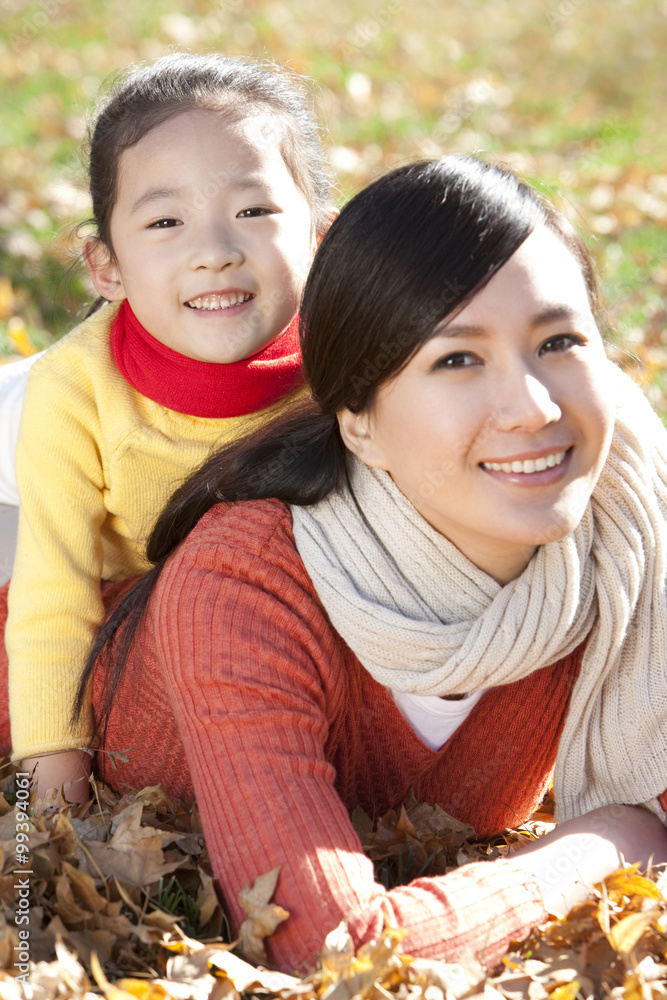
[
  {"xmin": 188, "ymin": 223, "xmax": 244, "ymax": 271},
  {"xmin": 491, "ymin": 371, "xmax": 562, "ymax": 433}
]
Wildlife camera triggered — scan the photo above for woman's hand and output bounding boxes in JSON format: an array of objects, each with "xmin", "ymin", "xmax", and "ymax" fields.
[
  {"xmin": 21, "ymin": 750, "xmax": 92, "ymax": 804},
  {"xmin": 511, "ymin": 804, "xmax": 667, "ymax": 917}
]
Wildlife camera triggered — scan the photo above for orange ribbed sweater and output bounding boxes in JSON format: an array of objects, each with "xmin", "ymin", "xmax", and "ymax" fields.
[
  {"xmin": 105, "ymin": 499, "xmax": 587, "ymax": 971},
  {"xmin": 0, "ymin": 499, "xmax": 628, "ymax": 970}
]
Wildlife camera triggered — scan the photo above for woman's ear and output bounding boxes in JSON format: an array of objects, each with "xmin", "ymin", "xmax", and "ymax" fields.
[
  {"xmin": 83, "ymin": 238, "xmax": 126, "ymax": 301},
  {"xmin": 337, "ymin": 407, "xmax": 388, "ymax": 469}
]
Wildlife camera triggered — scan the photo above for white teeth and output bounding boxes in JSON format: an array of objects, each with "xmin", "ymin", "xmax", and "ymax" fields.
[
  {"xmin": 187, "ymin": 292, "xmax": 252, "ymax": 310},
  {"xmin": 482, "ymin": 451, "xmax": 567, "ymax": 474}
]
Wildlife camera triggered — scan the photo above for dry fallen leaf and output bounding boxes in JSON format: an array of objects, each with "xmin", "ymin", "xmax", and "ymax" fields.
[
  {"xmin": 320, "ymin": 920, "xmax": 355, "ymax": 977},
  {"xmin": 237, "ymin": 866, "xmax": 289, "ymax": 964},
  {"xmin": 0, "ymin": 759, "xmax": 666, "ymax": 1000},
  {"xmin": 606, "ymin": 909, "xmax": 659, "ymax": 955}
]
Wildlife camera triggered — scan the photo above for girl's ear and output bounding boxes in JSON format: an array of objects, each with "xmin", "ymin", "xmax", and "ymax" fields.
[
  {"xmin": 317, "ymin": 207, "xmax": 339, "ymax": 247},
  {"xmin": 83, "ymin": 238, "xmax": 126, "ymax": 301},
  {"xmin": 337, "ymin": 407, "xmax": 388, "ymax": 469}
]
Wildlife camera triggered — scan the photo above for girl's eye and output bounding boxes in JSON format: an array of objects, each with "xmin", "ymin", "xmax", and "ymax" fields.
[
  {"xmin": 237, "ymin": 207, "xmax": 274, "ymax": 218},
  {"xmin": 539, "ymin": 333, "xmax": 585, "ymax": 355},
  {"xmin": 432, "ymin": 351, "xmax": 480, "ymax": 370},
  {"xmin": 148, "ymin": 218, "xmax": 181, "ymax": 229}
]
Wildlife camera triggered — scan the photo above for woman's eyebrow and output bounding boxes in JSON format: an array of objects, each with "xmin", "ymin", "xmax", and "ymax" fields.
[
  {"xmin": 438, "ymin": 306, "xmax": 580, "ymax": 339},
  {"xmin": 530, "ymin": 305, "xmax": 580, "ymax": 327}
]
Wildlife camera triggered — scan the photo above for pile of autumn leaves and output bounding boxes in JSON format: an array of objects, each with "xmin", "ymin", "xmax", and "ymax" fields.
[{"xmin": 0, "ymin": 762, "xmax": 665, "ymax": 1000}]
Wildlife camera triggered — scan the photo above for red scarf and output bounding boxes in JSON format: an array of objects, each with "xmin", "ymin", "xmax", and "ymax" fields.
[{"xmin": 110, "ymin": 299, "xmax": 304, "ymax": 418}]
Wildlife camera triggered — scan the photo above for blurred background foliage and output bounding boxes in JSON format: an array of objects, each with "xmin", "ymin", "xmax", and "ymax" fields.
[{"xmin": 1, "ymin": 0, "xmax": 666, "ymax": 404}]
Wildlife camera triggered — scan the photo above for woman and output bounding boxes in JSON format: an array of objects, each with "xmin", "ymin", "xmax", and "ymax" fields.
[{"xmin": 76, "ymin": 157, "xmax": 666, "ymax": 971}]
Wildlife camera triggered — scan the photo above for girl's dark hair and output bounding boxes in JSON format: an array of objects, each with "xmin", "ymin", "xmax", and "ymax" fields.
[
  {"xmin": 77, "ymin": 155, "xmax": 601, "ymax": 733},
  {"xmin": 84, "ymin": 52, "xmax": 331, "ymax": 314}
]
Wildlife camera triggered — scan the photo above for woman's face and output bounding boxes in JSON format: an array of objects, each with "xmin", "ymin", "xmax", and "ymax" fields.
[{"xmin": 339, "ymin": 226, "xmax": 616, "ymax": 584}]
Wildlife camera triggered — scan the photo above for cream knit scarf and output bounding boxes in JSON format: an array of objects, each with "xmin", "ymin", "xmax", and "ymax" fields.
[{"xmin": 291, "ymin": 364, "xmax": 667, "ymax": 823}]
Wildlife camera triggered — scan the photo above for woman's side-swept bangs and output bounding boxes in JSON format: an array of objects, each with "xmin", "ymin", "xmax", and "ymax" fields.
[{"xmin": 301, "ymin": 157, "xmax": 589, "ymax": 415}]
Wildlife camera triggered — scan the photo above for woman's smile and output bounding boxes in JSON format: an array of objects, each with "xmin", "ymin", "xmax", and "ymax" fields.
[
  {"xmin": 340, "ymin": 226, "xmax": 616, "ymax": 584},
  {"xmin": 479, "ymin": 446, "xmax": 571, "ymax": 485}
]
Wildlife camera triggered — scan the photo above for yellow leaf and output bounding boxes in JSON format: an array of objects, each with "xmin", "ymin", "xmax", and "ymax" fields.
[
  {"xmin": 550, "ymin": 982, "xmax": 581, "ymax": 1000},
  {"xmin": 321, "ymin": 920, "xmax": 355, "ymax": 976},
  {"xmin": 607, "ymin": 909, "xmax": 658, "ymax": 954},
  {"xmin": 621, "ymin": 972, "xmax": 644, "ymax": 1000},
  {"xmin": 7, "ymin": 316, "xmax": 37, "ymax": 357},
  {"xmin": 604, "ymin": 866, "xmax": 662, "ymax": 901},
  {"xmin": 237, "ymin": 866, "xmax": 289, "ymax": 965},
  {"xmin": 115, "ymin": 980, "xmax": 172, "ymax": 1000},
  {"xmin": 91, "ymin": 951, "xmax": 142, "ymax": 1000},
  {"xmin": 0, "ymin": 278, "xmax": 13, "ymax": 321}
]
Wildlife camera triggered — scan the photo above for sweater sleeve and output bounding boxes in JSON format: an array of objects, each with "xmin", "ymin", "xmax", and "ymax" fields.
[
  {"xmin": 153, "ymin": 513, "xmax": 547, "ymax": 973},
  {"xmin": 6, "ymin": 363, "xmax": 107, "ymax": 759}
]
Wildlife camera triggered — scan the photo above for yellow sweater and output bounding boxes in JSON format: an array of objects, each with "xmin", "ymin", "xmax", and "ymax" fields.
[{"xmin": 7, "ymin": 303, "xmax": 291, "ymax": 759}]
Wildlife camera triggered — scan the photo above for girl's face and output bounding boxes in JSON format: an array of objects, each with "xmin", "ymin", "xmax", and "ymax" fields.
[
  {"xmin": 339, "ymin": 227, "xmax": 616, "ymax": 584},
  {"xmin": 86, "ymin": 109, "xmax": 317, "ymax": 363}
]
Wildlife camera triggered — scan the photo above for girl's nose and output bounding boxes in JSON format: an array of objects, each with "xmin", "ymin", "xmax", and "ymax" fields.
[
  {"xmin": 188, "ymin": 224, "xmax": 244, "ymax": 270},
  {"xmin": 491, "ymin": 372, "xmax": 562, "ymax": 433}
]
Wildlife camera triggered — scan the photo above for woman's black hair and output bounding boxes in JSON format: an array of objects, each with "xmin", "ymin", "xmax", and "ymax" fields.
[{"xmin": 75, "ymin": 155, "xmax": 601, "ymax": 735}]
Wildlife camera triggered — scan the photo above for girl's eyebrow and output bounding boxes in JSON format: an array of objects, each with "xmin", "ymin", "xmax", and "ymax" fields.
[
  {"xmin": 131, "ymin": 185, "xmax": 187, "ymax": 214},
  {"xmin": 130, "ymin": 177, "xmax": 270, "ymax": 215},
  {"xmin": 437, "ymin": 306, "xmax": 580, "ymax": 339}
]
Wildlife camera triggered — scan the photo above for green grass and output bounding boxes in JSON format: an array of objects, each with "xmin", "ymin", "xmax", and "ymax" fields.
[{"xmin": 1, "ymin": 0, "xmax": 665, "ymax": 400}]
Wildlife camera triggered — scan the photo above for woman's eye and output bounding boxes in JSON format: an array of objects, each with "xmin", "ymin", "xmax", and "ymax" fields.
[
  {"xmin": 539, "ymin": 333, "xmax": 584, "ymax": 355},
  {"xmin": 148, "ymin": 218, "xmax": 181, "ymax": 229},
  {"xmin": 432, "ymin": 351, "xmax": 480, "ymax": 370},
  {"xmin": 237, "ymin": 207, "xmax": 274, "ymax": 218}
]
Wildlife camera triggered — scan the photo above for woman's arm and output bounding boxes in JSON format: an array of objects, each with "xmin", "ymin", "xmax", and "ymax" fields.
[
  {"xmin": 512, "ymin": 803, "xmax": 667, "ymax": 917},
  {"xmin": 153, "ymin": 514, "xmax": 547, "ymax": 972}
]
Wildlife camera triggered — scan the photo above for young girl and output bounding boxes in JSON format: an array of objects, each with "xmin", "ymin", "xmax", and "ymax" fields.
[
  {"xmin": 75, "ymin": 156, "xmax": 667, "ymax": 971},
  {"xmin": 0, "ymin": 52, "xmax": 331, "ymax": 800}
]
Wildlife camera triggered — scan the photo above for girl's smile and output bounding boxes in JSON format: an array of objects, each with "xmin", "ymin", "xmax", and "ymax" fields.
[
  {"xmin": 185, "ymin": 289, "xmax": 254, "ymax": 312},
  {"xmin": 86, "ymin": 109, "xmax": 317, "ymax": 363},
  {"xmin": 339, "ymin": 226, "xmax": 616, "ymax": 584}
]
